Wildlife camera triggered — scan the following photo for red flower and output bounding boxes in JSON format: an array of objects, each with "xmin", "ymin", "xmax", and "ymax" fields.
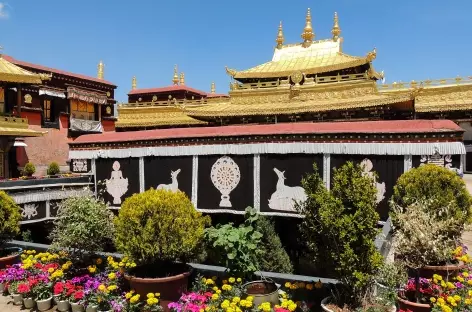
[
  {"xmin": 54, "ymin": 282, "xmax": 65, "ymax": 295},
  {"xmin": 17, "ymin": 283, "xmax": 30, "ymax": 294},
  {"xmin": 73, "ymin": 290, "xmax": 84, "ymax": 301}
]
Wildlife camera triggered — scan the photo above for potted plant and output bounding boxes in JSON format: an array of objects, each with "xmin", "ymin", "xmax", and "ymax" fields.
[
  {"xmin": 23, "ymin": 162, "xmax": 36, "ymax": 178},
  {"xmin": 114, "ymin": 189, "xmax": 210, "ymax": 305},
  {"xmin": 392, "ymin": 200, "xmax": 469, "ymax": 312},
  {"xmin": 0, "ymin": 191, "xmax": 22, "ymax": 269},
  {"xmin": 373, "ymin": 261, "xmax": 408, "ymax": 306},
  {"xmin": 33, "ymin": 277, "xmax": 53, "ymax": 311},
  {"xmin": 297, "ymin": 162, "xmax": 392, "ymax": 311},
  {"xmin": 204, "ymin": 207, "xmax": 279, "ymax": 306},
  {"xmin": 47, "ymin": 161, "xmax": 61, "ymax": 178},
  {"xmin": 70, "ymin": 287, "xmax": 86, "ymax": 312},
  {"xmin": 54, "ymin": 280, "xmax": 74, "ymax": 311},
  {"xmin": 17, "ymin": 279, "xmax": 35, "ymax": 309},
  {"xmin": 9, "ymin": 280, "xmax": 23, "ymax": 305}
]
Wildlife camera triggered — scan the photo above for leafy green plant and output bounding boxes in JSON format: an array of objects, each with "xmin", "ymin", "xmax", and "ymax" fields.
[
  {"xmin": 391, "ymin": 164, "xmax": 472, "ymax": 230},
  {"xmin": 374, "ymin": 261, "xmax": 408, "ymax": 305},
  {"xmin": 49, "ymin": 194, "xmax": 114, "ymax": 260},
  {"xmin": 255, "ymin": 216, "xmax": 293, "ymax": 274},
  {"xmin": 46, "ymin": 162, "xmax": 61, "ymax": 176},
  {"xmin": 23, "ymin": 162, "xmax": 36, "ymax": 176},
  {"xmin": 204, "ymin": 207, "xmax": 263, "ymax": 279},
  {"xmin": 21, "ymin": 229, "xmax": 33, "ymax": 243},
  {"xmin": 114, "ymin": 189, "xmax": 210, "ymax": 266},
  {"xmin": 0, "ymin": 191, "xmax": 21, "ymax": 251},
  {"xmin": 297, "ymin": 162, "xmax": 382, "ymax": 309}
]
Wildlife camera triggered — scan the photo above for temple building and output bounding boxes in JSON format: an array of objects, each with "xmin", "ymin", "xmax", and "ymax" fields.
[
  {"xmin": 115, "ymin": 65, "xmax": 228, "ymax": 131},
  {"xmin": 1, "ymin": 53, "xmax": 117, "ymax": 175}
]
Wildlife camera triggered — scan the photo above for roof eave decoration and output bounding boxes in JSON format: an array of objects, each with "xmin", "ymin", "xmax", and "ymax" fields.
[
  {"xmin": 0, "ymin": 117, "xmax": 47, "ymax": 137},
  {"xmin": 0, "ymin": 55, "xmax": 51, "ymax": 84}
]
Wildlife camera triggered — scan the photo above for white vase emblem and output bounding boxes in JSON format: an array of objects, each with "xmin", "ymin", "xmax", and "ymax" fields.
[
  {"xmin": 105, "ymin": 161, "xmax": 129, "ymax": 205},
  {"xmin": 211, "ymin": 156, "xmax": 241, "ymax": 207},
  {"xmin": 360, "ymin": 158, "xmax": 386, "ymax": 203}
]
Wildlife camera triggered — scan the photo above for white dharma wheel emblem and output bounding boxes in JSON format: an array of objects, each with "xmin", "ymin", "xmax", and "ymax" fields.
[{"xmin": 211, "ymin": 156, "xmax": 241, "ymax": 207}]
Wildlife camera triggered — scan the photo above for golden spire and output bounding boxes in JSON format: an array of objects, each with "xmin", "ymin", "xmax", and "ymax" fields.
[
  {"xmin": 97, "ymin": 60, "xmax": 104, "ymax": 79},
  {"xmin": 180, "ymin": 72, "xmax": 185, "ymax": 85},
  {"xmin": 211, "ymin": 82, "xmax": 216, "ymax": 94},
  {"xmin": 172, "ymin": 64, "xmax": 179, "ymax": 85},
  {"xmin": 301, "ymin": 8, "xmax": 315, "ymax": 48},
  {"xmin": 276, "ymin": 21, "xmax": 284, "ymax": 49},
  {"xmin": 331, "ymin": 12, "xmax": 341, "ymax": 41},
  {"xmin": 131, "ymin": 76, "xmax": 137, "ymax": 90}
]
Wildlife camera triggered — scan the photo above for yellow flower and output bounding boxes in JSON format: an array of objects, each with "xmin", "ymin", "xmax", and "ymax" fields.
[
  {"xmin": 108, "ymin": 272, "xmax": 116, "ymax": 280},
  {"xmin": 216, "ymin": 290, "xmax": 221, "ymax": 294},
  {"xmin": 221, "ymin": 300, "xmax": 230, "ymax": 309},
  {"xmin": 284, "ymin": 282, "xmax": 291, "ymax": 288},
  {"xmin": 88, "ymin": 265, "xmax": 97, "ymax": 274},
  {"xmin": 222, "ymin": 280, "xmax": 228, "ymax": 284},
  {"xmin": 212, "ymin": 294, "xmax": 219, "ymax": 300},
  {"xmin": 147, "ymin": 297, "xmax": 159, "ymax": 305},
  {"xmin": 430, "ymin": 297, "xmax": 437, "ymax": 303},
  {"xmin": 246, "ymin": 296, "xmax": 254, "ymax": 302},
  {"xmin": 236, "ymin": 278, "xmax": 242, "ymax": 283},
  {"xmin": 130, "ymin": 294, "xmax": 140, "ymax": 304},
  {"xmin": 205, "ymin": 279, "xmax": 215, "ymax": 285},
  {"xmin": 222, "ymin": 284, "xmax": 232, "ymax": 291},
  {"xmin": 306, "ymin": 284, "xmax": 313, "ymax": 290},
  {"xmin": 212, "ymin": 276, "xmax": 217, "ymax": 281},
  {"xmin": 125, "ymin": 292, "xmax": 133, "ymax": 299},
  {"xmin": 98, "ymin": 284, "xmax": 106, "ymax": 292},
  {"xmin": 48, "ymin": 267, "xmax": 55, "ymax": 273},
  {"xmin": 232, "ymin": 297, "xmax": 240, "ymax": 303},
  {"xmin": 315, "ymin": 280, "xmax": 323, "ymax": 289},
  {"xmin": 229, "ymin": 277, "xmax": 236, "ymax": 284},
  {"xmin": 147, "ymin": 293, "xmax": 155, "ymax": 299},
  {"xmin": 107, "ymin": 285, "xmax": 118, "ymax": 291}
]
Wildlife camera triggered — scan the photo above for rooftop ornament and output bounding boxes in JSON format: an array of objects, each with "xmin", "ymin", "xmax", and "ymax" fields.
[
  {"xmin": 180, "ymin": 72, "xmax": 185, "ymax": 85},
  {"xmin": 331, "ymin": 12, "xmax": 341, "ymax": 42},
  {"xmin": 276, "ymin": 21, "xmax": 284, "ymax": 49},
  {"xmin": 97, "ymin": 60, "xmax": 104, "ymax": 80},
  {"xmin": 131, "ymin": 76, "xmax": 137, "ymax": 90},
  {"xmin": 172, "ymin": 64, "xmax": 179, "ymax": 85},
  {"xmin": 301, "ymin": 8, "xmax": 315, "ymax": 48}
]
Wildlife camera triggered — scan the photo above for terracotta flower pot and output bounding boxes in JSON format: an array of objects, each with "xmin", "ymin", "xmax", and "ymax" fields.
[
  {"xmin": 71, "ymin": 302, "xmax": 86, "ymax": 312},
  {"xmin": 57, "ymin": 299, "xmax": 71, "ymax": 311},
  {"xmin": 124, "ymin": 265, "xmax": 191, "ymax": 311},
  {"xmin": 243, "ymin": 280, "xmax": 279, "ymax": 307},
  {"xmin": 37, "ymin": 297, "xmax": 53, "ymax": 311},
  {"xmin": 397, "ymin": 296, "xmax": 431, "ymax": 312},
  {"xmin": 11, "ymin": 293, "xmax": 23, "ymax": 305},
  {"xmin": 23, "ymin": 297, "xmax": 35, "ymax": 309},
  {"xmin": 418, "ymin": 263, "xmax": 466, "ymax": 279},
  {"xmin": 0, "ymin": 247, "xmax": 22, "ymax": 269}
]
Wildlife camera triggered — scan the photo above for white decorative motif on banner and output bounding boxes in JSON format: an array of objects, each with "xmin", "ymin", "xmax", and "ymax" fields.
[
  {"xmin": 73, "ymin": 159, "xmax": 88, "ymax": 172},
  {"xmin": 268, "ymin": 168, "xmax": 307, "ymax": 212},
  {"xmin": 361, "ymin": 158, "xmax": 386, "ymax": 204},
  {"xmin": 21, "ymin": 203, "xmax": 38, "ymax": 220},
  {"xmin": 420, "ymin": 153, "xmax": 453, "ymax": 168},
  {"xmin": 211, "ymin": 156, "xmax": 241, "ymax": 207},
  {"xmin": 105, "ymin": 161, "xmax": 129, "ymax": 205},
  {"xmin": 157, "ymin": 169, "xmax": 181, "ymax": 192}
]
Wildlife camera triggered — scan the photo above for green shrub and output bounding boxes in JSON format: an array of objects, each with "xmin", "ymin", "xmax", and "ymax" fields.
[
  {"xmin": 115, "ymin": 189, "xmax": 210, "ymax": 265},
  {"xmin": 0, "ymin": 191, "xmax": 21, "ymax": 249},
  {"xmin": 23, "ymin": 162, "xmax": 36, "ymax": 176},
  {"xmin": 49, "ymin": 194, "xmax": 114, "ymax": 260},
  {"xmin": 297, "ymin": 162, "xmax": 382, "ymax": 309},
  {"xmin": 391, "ymin": 164, "xmax": 472, "ymax": 231},
  {"xmin": 47, "ymin": 162, "xmax": 61, "ymax": 176},
  {"xmin": 255, "ymin": 216, "xmax": 293, "ymax": 274}
]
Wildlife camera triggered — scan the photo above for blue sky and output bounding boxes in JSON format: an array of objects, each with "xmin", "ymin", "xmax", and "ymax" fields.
[{"xmin": 1, "ymin": 0, "xmax": 471, "ymax": 102}]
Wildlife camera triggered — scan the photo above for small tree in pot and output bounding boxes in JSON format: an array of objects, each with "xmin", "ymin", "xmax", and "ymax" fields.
[
  {"xmin": 23, "ymin": 162, "xmax": 36, "ymax": 178},
  {"xmin": 297, "ymin": 162, "xmax": 385, "ymax": 311},
  {"xmin": 114, "ymin": 189, "xmax": 210, "ymax": 304},
  {"xmin": 47, "ymin": 162, "xmax": 61, "ymax": 177},
  {"xmin": 0, "ymin": 190, "xmax": 21, "ymax": 269}
]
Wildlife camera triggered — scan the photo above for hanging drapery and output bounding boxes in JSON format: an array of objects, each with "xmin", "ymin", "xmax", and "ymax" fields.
[
  {"xmin": 67, "ymin": 87, "xmax": 107, "ymax": 105},
  {"xmin": 70, "ymin": 117, "xmax": 103, "ymax": 133},
  {"xmin": 39, "ymin": 89, "xmax": 66, "ymax": 98}
]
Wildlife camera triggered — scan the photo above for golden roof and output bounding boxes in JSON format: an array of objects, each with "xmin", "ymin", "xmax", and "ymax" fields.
[
  {"xmin": 187, "ymin": 80, "xmax": 411, "ymax": 118},
  {"xmin": 379, "ymin": 77, "xmax": 472, "ymax": 113},
  {"xmin": 227, "ymin": 39, "xmax": 375, "ymax": 80},
  {"xmin": 0, "ymin": 117, "xmax": 46, "ymax": 137},
  {"xmin": 0, "ymin": 55, "xmax": 50, "ymax": 84},
  {"xmin": 116, "ymin": 102, "xmax": 207, "ymax": 128}
]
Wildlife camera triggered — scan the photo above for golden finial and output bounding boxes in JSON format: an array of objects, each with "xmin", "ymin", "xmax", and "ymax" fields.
[
  {"xmin": 301, "ymin": 8, "xmax": 315, "ymax": 48},
  {"xmin": 331, "ymin": 12, "xmax": 341, "ymax": 41},
  {"xmin": 366, "ymin": 48, "xmax": 377, "ymax": 62},
  {"xmin": 97, "ymin": 60, "xmax": 104, "ymax": 79},
  {"xmin": 180, "ymin": 72, "xmax": 185, "ymax": 85},
  {"xmin": 211, "ymin": 82, "xmax": 216, "ymax": 94},
  {"xmin": 172, "ymin": 64, "xmax": 179, "ymax": 85},
  {"xmin": 276, "ymin": 21, "xmax": 284, "ymax": 49},
  {"xmin": 132, "ymin": 76, "xmax": 137, "ymax": 90}
]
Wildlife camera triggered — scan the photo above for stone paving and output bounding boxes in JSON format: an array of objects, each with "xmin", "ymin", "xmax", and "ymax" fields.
[{"xmin": 2, "ymin": 174, "xmax": 472, "ymax": 311}]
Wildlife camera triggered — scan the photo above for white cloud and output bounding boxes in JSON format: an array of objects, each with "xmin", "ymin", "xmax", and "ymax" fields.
[{"xmin": 0, "ymin": 3, "xmax": 9, "ymax": 19}]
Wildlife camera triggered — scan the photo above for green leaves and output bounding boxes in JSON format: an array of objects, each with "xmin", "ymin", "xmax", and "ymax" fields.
[{"xmin": 0, "ymin": 191, "xmax": 21, "ymax": 248}]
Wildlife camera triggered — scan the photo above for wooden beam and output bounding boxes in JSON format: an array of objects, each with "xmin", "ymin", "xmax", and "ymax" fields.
[{"xmin": 16, "ymin": 84, "xmax": 22, "ymax": 116}]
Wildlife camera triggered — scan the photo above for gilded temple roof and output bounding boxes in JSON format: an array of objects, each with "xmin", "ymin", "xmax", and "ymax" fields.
[
  {"xmin": 379, "ymin": 77, "xmax": 472, "ymax": 113},
  {"xmin": 0, "ymin": 117, "xmax": 46, "ymax": 137},
  {"xmin": 226, "ymin": 39, "xmax": 376, "ymax": 80},
  {"xmin": 0, "ymin": 55, "xmax": 50, "ymax": 84},
  {"xmin": 186, "ymin": 81, "xmax": 411, "ymax": 118},
  {"xmin": 116, "ymin": 102, "xmax": 207, "ymax": 128}
]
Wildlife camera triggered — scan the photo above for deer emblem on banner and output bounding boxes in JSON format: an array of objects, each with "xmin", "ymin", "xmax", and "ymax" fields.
[
  {"xmin": 157, "ymin": 169, "xmax": 181, "ymax": 192},
  {"xmin": 268, "ymin": 167, "xmax": 307, "ymax": 212}
]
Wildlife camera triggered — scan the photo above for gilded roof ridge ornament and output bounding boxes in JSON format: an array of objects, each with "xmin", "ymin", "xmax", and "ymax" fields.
[
  {"xmin": 301, "ymin": 8, "xmax": 315, "ymax": 48},
  {"xmin": 211, "ymin": 82, "xmax": 216, "ymax": 94},
  {"xmin": 180, "ymin": 72, "xmax": 185, "ymax": 85},
  {"xmin": 225, "ymin": 66, "xmax": 237, "ymax": 77},
  {"xmin": 132, "ymin": 76, "xmax": 137, "ymax": 90},
  {"xmin": 331, "ymin": 12, "xmax": 341, "ymax": 42},
  {"xmin": 172, "ymin": 64, "xmax": 179, "ymax": 85},
  {"xmin": 366, "ymin": 48, "xmax": 377, "ymax": 62},
  {"xmin": 97, "ymin": 60, "xmax": 104, "ymax": 80},
  {"xmin": 276, "ymin": 21, "xmax": 284, "ymax": 49}
]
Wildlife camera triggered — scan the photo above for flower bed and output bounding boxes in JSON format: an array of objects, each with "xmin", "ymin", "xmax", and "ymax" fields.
[{"xmin": 0, "ymin": 250, "xmax": 325, "ymax": 312}]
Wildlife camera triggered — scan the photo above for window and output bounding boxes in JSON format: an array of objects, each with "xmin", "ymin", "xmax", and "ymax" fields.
[
  {"xmin": 70, "ymin": 100, "xmax": 95, "ymax": 120},
  {"xmin": 43, "ymin": 99, "xmax": 52, "ymax": 122}
]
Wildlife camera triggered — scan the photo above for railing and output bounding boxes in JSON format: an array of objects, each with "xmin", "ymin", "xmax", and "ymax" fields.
[
  {"xmin": 118, "ymin": 98, "xmax": 209, "ymax": 108},
  {"xmin": 231, "ymin": 72, "xmax": 369, "ymax": 91},
  {"xmin": 379, "ymin": 76, "xmax": 472, "ymax": 91}
]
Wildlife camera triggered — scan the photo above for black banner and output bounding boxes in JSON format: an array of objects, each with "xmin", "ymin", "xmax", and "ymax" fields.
[
  {"xmin": 70, "ymin": 159, "xmax": 92, "ymax": 173},
  {"xmin": 144, "ymin": 156, "xmax": 193, "ymax": 200},
  {"xmin": 19, "ymin": 201, "xmax": 47, "ymax": 223},
  {"xmin": 197, "ymin": 155, "xmax": 253, "ymax": 212},
  {"xmin": 260, "ymin": 154, "xmax": 323, "ymax": 214},
  {"xmin": 412, "ymin": 154, "xmax": 461, "ymax": 170},
  {"xmin": 96, "ymin": 158, "xmax": 140, "ymax": 206},
  {"xmin": 330, "ymin": 155, "xmax": 404, "ymax": 221}
]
